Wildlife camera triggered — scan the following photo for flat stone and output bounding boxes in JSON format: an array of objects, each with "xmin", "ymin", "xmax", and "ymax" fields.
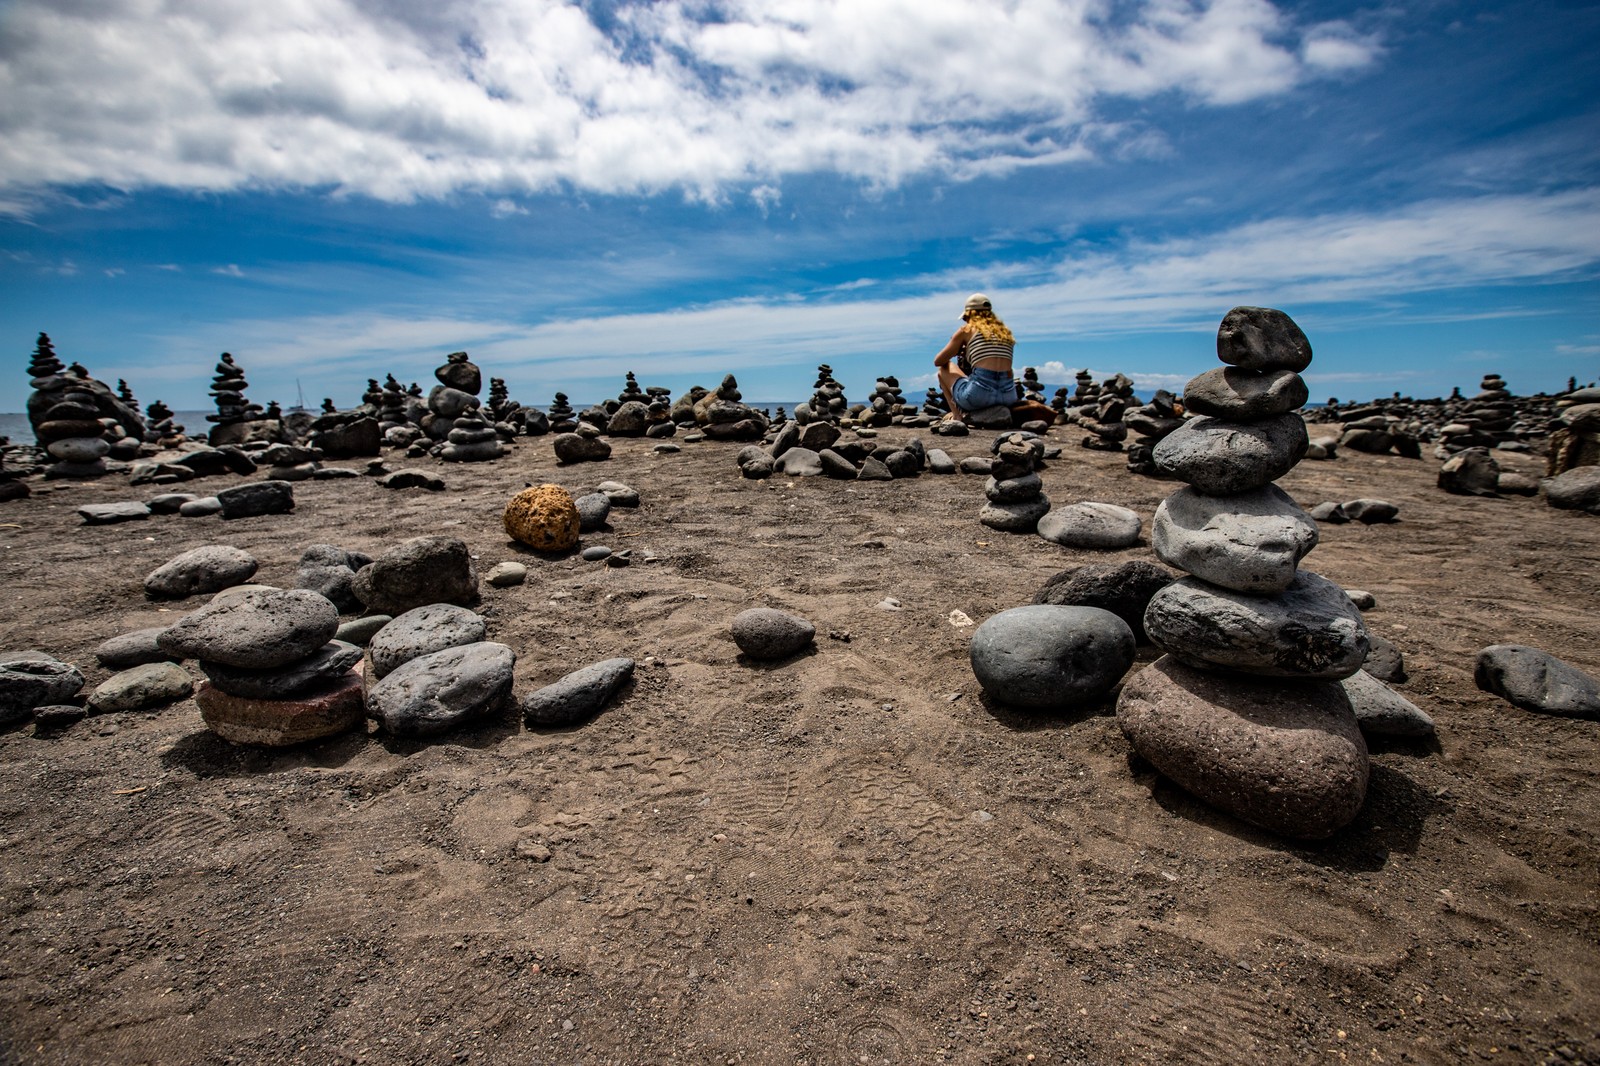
[
  {"xmin": 86, "ymin": 662, "xmax": 194, "ymax": 715},
  {"xmin": 1345, "ymin": 589, "xmax": 1376, "ymax": 610},
  {"xmin": 143, "ymin": 545, "xmax": 259, "ymax": 599},
  {"xmin": 179, "ymin": 497, "xmax": 223, "ymax": 517},
  {"xmin": 32, "ymin": 705, "xmax": 88, "ymax": 733},
  {"xmin": 926, "ymin": 449, "xmax": 956, "ymax": 474},
  {"xmin": 958, "ymin": 456, "xmax": 993, "ymax": 475},
  {"xmin": 1475, "ymin": 644, "xmax": 1600, "ymax": 717},
  {"xmin": 1152, "ymin": 413, "xmax": 1309, "ymax": 495},
  {"xmin": 1215, "ymin": 306, "xmax": 1313, "ymax": 372},
  {"xmin": 581, "ymin": 546, "xmax": 613, "ymax": 561},
  {"xmin": 596, "ymin": 481, "xmax": 640, "ymax": 507},
  {"xmin": 969, "ymin": 605, "xmax": 1135, "ymax": 711},
  {"xmin": 776, "ymin": 448, "xmax": 823, "ymax": 476},
  {"xmin": 377, "ymin": 469, "xmax": 446, "ymax": 491},
  {"xmin": 95, "ymin": 627, "xmax": 179, "ymax": 669},
  {"xmin": 1342, "ymin": 669, "xmax": 1435, "ymax": 737},
  {"xmin": 1308, "ymin": 501, "xmax": 1348, "ymax": 523},
  {"xmin": 485, "ymin": 561, "xmax": 527, "ymax": 587},
  {"xmin": 1144, "ymin": 569, "xmax": 1370, "ymax": 680},
  {"xmin": 504, "ymin": 485, "xmax": 581, "ymax": 551},
  {"xmin": 78, "ymin": 502, "xmax": 150, "ymax": 525},
  {"xmin": 1542, "ymin": 466, "xmax": 1600, "ymax": 514},
  {"xmin": 198, "ymin": 640, "xmax": 362, "ymax": 699},
  {"xmin": 147, "ymin": 493, "xmax": 198, "ymax": 514},
  {"xmin": 1036, "ymin": 502, "xmax": 1142, "ymax": 549},
  {"xmin": 368, "ymin": 604, "xmax": 488, "ymax": 680},
  {"xmin": 334, "ymin": 615, "xmax": 392, "ymax": 647},
  {"xmin": 217, "ymin": 480, "xmax": 294, "ymax": 519},
  {"xmin": 158, "ymin": 588, "xmax": 340, "ymax": 669},
  {"xmin": 1152, "ymin": 484, "xmax": 1317, "ymax": 594},
  {"xmin": 522, "ymin": 658, "xmax": 636, "ymax": 727},
  {"xmin": 47, "ymin": 437, "xmax": 110, "ymax": 462},
  {"xmin": 367, "ymin": 641, "xmax": 517, "ymax": 737},
  {"xmin": 858, "ymin": 456, "xmax": 893, "ymax": 481},
  {"xmin": 984, "ymin": 473, "xmax": 1042, "ymax": 503},
  {"xmin": 818, "ymin": 449, "xmax": 858, "ymax": 479},
  {"xmin": 1341, "ymin": 499, "xmax": 1399, "ymax": 524},
  {"xmin": 0, "ymin": 654, "xmax": 85, "ymax": 716},
  {"xmin": 1032, "ymin": 561, "xmax": 1175, "ymax": 641},
  {"xmin": 979, "ymin": 495, "xmax": 1051, "ymax": 533},
  {"xmin": 553, "ymin": 432, "xmax": 612, "ymax": 463},
  {"xmin": 967, "ymin": 404, "xmax": 1014, "ymax": 429},
  {"xmin": 1182, "ymin": 367, "xmax": 1308, "ymax": 421},
  {"xmin": 196, "ymin": 672, "xmax": 366, "ymax": 746},
  {"xmin": 1116, "ymin": 655, "xmax": 1367, "ymax": 840},
  {"xmin": 352, "ymin": 536, "xmax": 479, "ymax": 613},
  {"xmin": 731, "ymin": 608, "xmax": 815, "ymax": 661}
]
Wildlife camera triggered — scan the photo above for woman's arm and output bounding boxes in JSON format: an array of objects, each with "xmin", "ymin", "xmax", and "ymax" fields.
[{"xmin": 933, "ymin": 326, "xmax": 969, "ymax": 368}]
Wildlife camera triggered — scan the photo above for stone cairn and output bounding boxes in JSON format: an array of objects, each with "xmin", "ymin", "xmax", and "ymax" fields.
[
  {"xmin": 923, "ymin": 387, "xmax": 950, "ymax": 421},
  {"xmin": 379, "ymin": 375, "xmax": 410, "ymax": 437},
  {"xmin": 860, "ymin": 376, "xmax": 907, "ymax": 427},
  {"xmin": 26, "ymin": 334, "xmax": 146, "ymax": 476},
  {"xmin": 978, "ymin": 432, "xmax": 1050, "ymax": 533},
  {"xmin": 1074, "ymin": 374, "xmax": 1136, "ymax": 451},
  {"xmin": 735, "ymin": 422, "xmax": 932, "ymax": 482},
  {"xmin": 644, "ymin": 387, "xmax": 676, "ymax": 438},
  {"xmin": 422, "ymin": 351, "xmax": 482, "ymax": 443},
  {"xmin": 1116, "ymin": 306, "xmax": 1372, "ymax": 841},
  {"xmin": 143, "ymin": 400, "xmax": 184, "ymax": 445},
  {"xmin": 1549, "ymin": 383, "xmax": 1600, "ymax": 475},
  {"xmin": 440, "ymin": 406, "xmax": 503, "ymax": 461},
  {"xmin": 1050, "ymin": 388, "xmax": 1070, "ymax": 419},
  {"xmin": 547, "ymin": 392, "xmax": 578, "ymax": 433},
  {"xmin": 205, "ymin": 353, "xmax": 265, "ymax": 443},
  {"xmin": 1072, "ymin": 369, "xmax": 1098, "ymax": 407},
  {"xmin": 360, "ymin": 378, "xmax": 383, "ymax": 410},
  {"xmin": 1021, "ymin": 367, "xmax": 1044, "ymax": 404},
  {"xmin": 603, "ymin": 373, "xmax": 652, "ymax": 437},
  {"xmin": 688, "ymin": 374, "xmax": 768, "ymax": 441},
  {"xmin": 1124, "ymin": 389, "xmax": 1186, "ymax": 476},
  {"xmin": 795, "ymin": 364, "xmax": 848, "ymax": 425}
]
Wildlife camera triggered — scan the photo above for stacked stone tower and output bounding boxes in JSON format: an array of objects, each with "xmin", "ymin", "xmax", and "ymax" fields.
[{"xmin": 1116, "ymin": 306, "xmax": 1371, "ymax": 840}]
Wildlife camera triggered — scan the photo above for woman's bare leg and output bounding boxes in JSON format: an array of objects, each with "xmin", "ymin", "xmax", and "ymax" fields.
[{"xmin": 938, "ymin": 364, "xmax": 968, "ymax": 420}]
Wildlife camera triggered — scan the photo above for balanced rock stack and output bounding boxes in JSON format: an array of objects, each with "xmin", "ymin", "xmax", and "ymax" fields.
[
  {"xmin": 1118, "ymin": 306, "xmax": 1373, "ymax": 841},
  {"xmin": 547, "ymin": 392, "xmax": 578, "ymax": 433},
  {"xmin": 605, "ymin": 374, "xmax": 651, "ymax": 437},
  {"xmin": 922, "ymin": 387, "xmax": 949, "ymax": 420},
  {"xmin": 1051, "ymin": 388, "xmax": 1070, "ymax": 419},
  {"xmin": 1074, "ymin": 375, "xmax": 1136, "ymax": 451},
  {"xmin": 1072, "ymin": 369, "xmax": 1098, "ymax": 407},
  {"xmin": 205, "ymin": 353, "xmax": 264, "ymax": 444},
  {"xmin": 1123, "ymin": 389, "xmax": 1188, "ymax": 476},
  {"xmin": 159, "ymin": 588, "xmax": 366, "ymax": 746},
  {"xmin": 439, "ymin": 407, "xmax": 502, "ymax": 461},
  {"xmin": 379, "ymin": 375, "xmax": 410, "ymax": 436},
  {"xmin": 423, "ymin": 351, "xmax": 482, "ymax": 441},
  {"xmin": 861, "ymin": 377, "xmax": 906, "ymax": 427},
  {"xmin": 979, "ymin": 432, "xmax": 1050, "ymax": 532},
  {"xmin": 143, "ymin": 400, "xmax": 184, "ymax": 445},
  {"xmin": 1020, "ymin": 367, "xmax": 1044, "ymax": 403},
  {"xmin": 795, "ymin": 364, "xmax": 848, "ymax": 425},
  {"xmin": 693, "ymin": 374, "xmax": 768, "ymax": 441},
  {"xmin": 645, "ymin": 392, "xmax": 676, "ymax": 438},
  {"xmin": 26, "ymin": 334, "xmax": 145, "ymax": 478}
]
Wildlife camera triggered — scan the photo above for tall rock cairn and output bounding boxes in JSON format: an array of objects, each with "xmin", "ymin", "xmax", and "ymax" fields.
[
  {"xmin": 207, "ymin": 353, "xmax": 256, "ymax": 429},
  {"xmin": 1116, "ymin": 306, "xmax": 1371, "ymax": 841}
]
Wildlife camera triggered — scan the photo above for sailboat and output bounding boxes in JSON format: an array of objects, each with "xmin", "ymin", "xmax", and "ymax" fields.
[{"xmin": 286, "ymin": 379, "xmax": 311, "ymax": 415}]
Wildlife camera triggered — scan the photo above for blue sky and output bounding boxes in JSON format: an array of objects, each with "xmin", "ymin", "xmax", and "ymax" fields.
[{"xmin": 2, "ymin": 0, "xmax": 1597, "ymax": 412}]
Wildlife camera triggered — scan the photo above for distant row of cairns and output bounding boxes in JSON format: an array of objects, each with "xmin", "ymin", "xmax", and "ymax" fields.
[{"xmin": 4, "ymin": 326, "xmax": 1597, "ymax": 514}]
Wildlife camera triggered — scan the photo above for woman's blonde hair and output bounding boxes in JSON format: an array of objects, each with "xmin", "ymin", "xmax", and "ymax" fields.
[{"xmin": 964, "ymin": 307, "xmax": 1014, "ymax": 345}]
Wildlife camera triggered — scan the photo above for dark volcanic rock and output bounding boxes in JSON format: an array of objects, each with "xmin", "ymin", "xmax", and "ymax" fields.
[
  {"xmin": 522, "ymin": 658, "xmax": 636, "ymax": 727},
  {"xmin": 969, "ymin": 605, "xmax": 1135, "ymax": 711}
]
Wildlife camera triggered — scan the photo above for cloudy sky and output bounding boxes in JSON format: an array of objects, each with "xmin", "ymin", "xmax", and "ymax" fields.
[{"xmin": 2, "ymin": 0, "xmax": 1597, "ymax": 412}]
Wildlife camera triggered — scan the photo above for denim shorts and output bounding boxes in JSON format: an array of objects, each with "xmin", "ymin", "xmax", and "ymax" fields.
[{"xmin": 952, "ymin": 369, "xmax": 1017, "ymax": 411}]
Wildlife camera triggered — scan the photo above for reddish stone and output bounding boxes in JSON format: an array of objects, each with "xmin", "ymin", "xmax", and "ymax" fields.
[{"xmin": 195, "ymin": 672, "xmax": 365, "ymax": 746}]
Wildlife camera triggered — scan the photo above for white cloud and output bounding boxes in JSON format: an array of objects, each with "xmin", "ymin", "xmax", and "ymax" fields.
[
  {"xmin": 213, "ymin": 263, "xmax": 245, "ymax": 277},
  {"xmin": 0, "ymin": 0, "xmax": 1381, "ymax": 201},
  {"xmin": 489, "ymin": 198, "xmax": 528, "ymax": 218},
  {"xmin": 104, "ymin": 266, "xmax": 124, "ymax": 277}
]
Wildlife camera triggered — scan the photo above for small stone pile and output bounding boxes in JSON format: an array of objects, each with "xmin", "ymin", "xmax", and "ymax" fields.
[
  {"xmin": 422, "ymin": 351, "xmax": 483, "ymax": 442},
  {"xmin": 160, "ymin": 588, "xmax": 366, "ymax": 746},
  {"xmin": 1020, "ymin": 367, "xmax": 1044, "ymax": 403},
  {"xmin": 142, "ymin": 400, "xmax": 184, "ymax": 445},
  {"xmin": 440, "ymin": 407, "xmax": 503, "ymax": 461},
  {"xmin": 206, "ymin": 353, "xmax": 264, "ymax": 444},
  {"xmin": 690, "ymin": 374, "xmax": 768, "ymax": 441},
  {"xmin": 1123, "ymin": 390, "xmax": 1187, "ymax": 475},
  {"xmin": 922, "ymin": 388, "xmax": 950, "ymax": 420},
  {"xmin": 795, "ymin": 364, "xmax": 848, "ymax": 425},
  {"xmin": 1118, "ymin": 306, "xmax": 1373, "ymax": 841},
  {"xmin": 26, "ymin": 334, "xmax": 146, "ymax": 476},
  {"xmin": 1073, "ymin": 375, "xmax": 1135, "ymax": 451},
  {"xmin": 379, "ymin": 375, "xmax": 410, "ymax": 435},
  {"xmin": 736, "ymin": 425, "xmax": 944, "ymax": 482},
  {"xmin": 860, "ymin": 376, "xmax": 908, "ymax": 428},
  {"xmin": 547, "ymin": 392, "xmax": 578, "ymax": 433},
  {"xmin": 1548, "ymin": 386, "xmax": 1600, "ymax": 476},
  {"xmin": 1072, "ymin": 370, "xmax": 1098, "ymax": 407},
  {"xmin": 979, "ymin": 432, "xmax": 1050, "ymax": 532},
  {"xmin": 1050, "ymin": 388, "xmax": 1070, "ymax": 419}
]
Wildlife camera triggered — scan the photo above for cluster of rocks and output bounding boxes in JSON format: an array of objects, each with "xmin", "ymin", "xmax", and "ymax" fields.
[
  {"xmin": 734, "ymin": 421, "xmax": 945, "ymax": 482},
  {"xmin": 1069, "ymin": 373, "xmax": 1137, "ymax": 451},
  {"xmin": 978, "ymin": 432, "xmax": 1051, "ymax": 532},
  {"xmin": 25, "ymin": 333, "xmax": 147, "ymax": 478},
  {"xmin": 793, "ymin": 364, "xmax": 850, "ymax": 424},
  {"xmin": 205, "ymin": 353, "xmax": 282, "ymax": 447},
  {"xmin": 76, "ymin": 478, "xmax": 296, "ymax": 525},
  {"xmin": 1118, "ymin": 307, "xmax": 1385, "ymax": 840}
]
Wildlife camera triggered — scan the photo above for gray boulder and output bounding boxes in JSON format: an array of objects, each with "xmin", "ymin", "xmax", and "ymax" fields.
[
  {"xmin": 969, "ymin": 605, "xmax": 1135, "ymax": 711},
  {"xmin": 1116, "ymin": 655, "xmax": 1367, "ymax": 840},
  {"xmin": 731, "ymin": 608, "xmax": 815, "ymax": 661},
  {"xmin": 776, "ymin": 448, "xmax": 823, "ymax": 477},
  {"xmin": 1341, "ymin": 499, "xmax": 1399, "ymax": 524},
  {"xmin": 368, "ymin": 604, "xmax": 488, "ymax": 680},
  {"xmin": 523, "ymin": 658, "xmax": 636, "ymax": 727},
  {"xmin": 979, "ymin": 495, "xmax": 1051, "ymax": 533},
  {"xmin": 158, "ymin": 588, "xmax": 340, "ymax": 669},
  {"xmin": 294, "ymin": 544, "xmax": 373, "ymax": 613},
  {"xmin": 1215, "ymin": 306, "xmax": 1313, "ymax": 372},
  {"xmin": 143, "ymin": 545, "xmax": 259, "ymax": 599},
  {"xmin": 217, "ymin": 480, "xmax": 294, "ymax": 519},
  {"xmin": 198, "ymin": 641, "xmax": 362, "ymax": 699},
  {"xmin": 1363, "ymin": 633, "xmax": 1407, "ymax": 683},
  {"xmin": 1144, "ymin": 569, "xmax": 1370, "ymax": 680},
  {"xmin": 1032, "ymin": 561, "xmax": 1175, "ymax": 642},
  {"xmin": 1036, "ymin": 502, "xmax": 1142, "ymax": 549},
  {"xmin": 0, "ymin": 654, "xmax": 85, "ymax": 724},
  {"xmin": 1152, "ymin": 484, "xmax": 1317, "ymax": 594},
  {"xmin": 553, "ymin": 432, "xmax": 612, "ymax": 464},
  {"xmin": 86, "ymin": 662, "xmax": 194, "ymax": 715},
  {"xmin": 1475, "ymin": 644, "xmax": 1600, "ymax": 717},
  {"xmin": 1152, "ymin": 413, "xmax": 1309, "ymax": 495},
  {"xmin": 926, "ymin": 449, "xmax": 957, "ymax": 474},
  {"xmin": 984, "ymin": 473, "xmax": 1042, "ymax": 503},
  {"xmin": 95, "ymin": 627, "xmax": 179, "ymax": 670},
  {"xmin": 574, "ymin": 492, "xmax": 612, "ymax": 533},
  {"xmin": 1542, "ymin": 467, "xmax": 1600, "ymax": 514},
  {"xmin": 351, "ymin": 536, "xmax": 479, "ymax": 614},
  {"xmin": 1437, "ymin": 447, "xmax": 1501, "ymax": 496},
  {"xmin": 367, "ymin": 641, "xmax": 517, "ymax": 737}
]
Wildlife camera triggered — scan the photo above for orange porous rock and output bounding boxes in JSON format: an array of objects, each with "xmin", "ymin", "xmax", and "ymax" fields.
[{"xmin": 503, "ymin": 484, "xmax": 580, "ymax": 551}]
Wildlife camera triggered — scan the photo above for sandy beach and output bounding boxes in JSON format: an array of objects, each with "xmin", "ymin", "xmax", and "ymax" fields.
[{"xmin": 0, "ymin": 426, "xmax": 1596, "ymax": 1065}]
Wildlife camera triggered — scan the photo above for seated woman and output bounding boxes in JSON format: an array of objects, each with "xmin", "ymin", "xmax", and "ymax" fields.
[{"xmin": 934, "ymin": 293, "xmax": 1018, "ymax": 422}]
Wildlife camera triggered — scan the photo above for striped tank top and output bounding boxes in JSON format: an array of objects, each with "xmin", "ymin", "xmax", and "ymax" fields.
[{"xmin": 964, "ymin": 332, "xmax": 1013, "ymax": 370}]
